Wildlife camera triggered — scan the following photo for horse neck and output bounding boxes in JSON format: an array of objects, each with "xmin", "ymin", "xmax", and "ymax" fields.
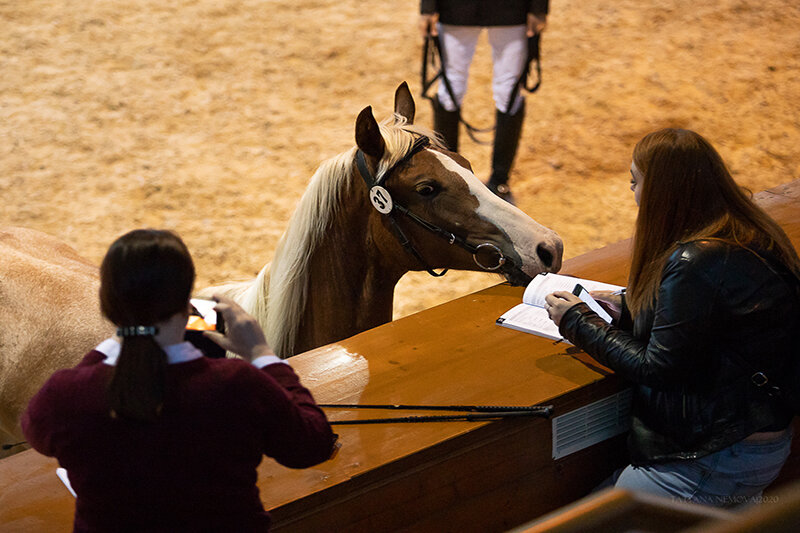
[{"xmin": 290, "ymin": 169, "xmax": 407, "ymax": 356}]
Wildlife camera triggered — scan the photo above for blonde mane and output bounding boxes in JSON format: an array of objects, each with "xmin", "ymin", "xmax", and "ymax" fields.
[{"xmin": 209, "ymin": 116, "xmax": 442, "ymax": 357}]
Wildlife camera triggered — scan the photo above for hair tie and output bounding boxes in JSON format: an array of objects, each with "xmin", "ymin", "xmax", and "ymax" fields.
[{"xmin": 117, "ymin": 326, "xmax": 159, "ymax": 337}]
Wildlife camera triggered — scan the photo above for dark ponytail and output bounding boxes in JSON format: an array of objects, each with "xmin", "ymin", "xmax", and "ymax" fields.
[
  {"xmin": 100, "ymin": 229, "xmax": 195, "ymax": 422},
  {"xmin": 109, "ymin": 335, "xmax": 168, "ymax": 421}
]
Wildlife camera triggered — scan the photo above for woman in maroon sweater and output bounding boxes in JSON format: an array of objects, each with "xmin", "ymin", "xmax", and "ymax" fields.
[{"xmin": 22, "ymin": 229, "xmax": 337, "ymax": 532}]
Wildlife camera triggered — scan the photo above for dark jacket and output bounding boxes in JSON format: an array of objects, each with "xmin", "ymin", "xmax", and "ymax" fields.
[
  {"xmin": 559, "ymin": 240, "xmax": 798, "ymax": 465},
  {"xmin": 420, "ymin": 0, "xmax": 549, "ymax": 27}
]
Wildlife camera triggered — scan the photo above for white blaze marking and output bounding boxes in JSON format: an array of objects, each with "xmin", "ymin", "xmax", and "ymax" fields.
[{"xmin": 430, "ymin": 150, "xmax": 559, "ymax": 274}]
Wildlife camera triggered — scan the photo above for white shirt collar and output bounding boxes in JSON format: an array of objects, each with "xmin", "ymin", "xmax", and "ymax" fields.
[{"xmin": 97, "ymin": 338, "xmax": 204, "ymax": 366}]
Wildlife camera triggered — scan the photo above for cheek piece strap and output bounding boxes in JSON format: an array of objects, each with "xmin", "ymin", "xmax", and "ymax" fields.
[{"xmin": 355, "ymin": 135, "xmax": 507, "ymax": 275}]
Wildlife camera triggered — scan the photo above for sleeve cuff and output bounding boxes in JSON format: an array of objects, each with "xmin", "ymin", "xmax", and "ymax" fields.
[{"xmin": 251, "ymin": 355, "xmax": 289, "ymax": 368}]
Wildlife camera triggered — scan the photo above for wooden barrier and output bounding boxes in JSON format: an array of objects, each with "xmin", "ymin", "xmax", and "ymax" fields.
[
  {"xmin": 510, "ymin": 479, "xmax": 800, "ymax": 532},
  {"xmin": 508, "ymin": 487, "xmax": 734, "ymax": 533},
  {"xmin": 1, "ymin": 180, "xmax": 798, "ymax": 532}
]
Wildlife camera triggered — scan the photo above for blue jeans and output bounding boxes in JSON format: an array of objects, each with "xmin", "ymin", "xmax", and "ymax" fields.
[{"xmin": 608, "ymin": 429, "xmax": 792, "ymax": 508}]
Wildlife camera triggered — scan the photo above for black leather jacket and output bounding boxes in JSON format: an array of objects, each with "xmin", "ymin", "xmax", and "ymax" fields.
[{"xmin": 560, "ymin": 240, "xmax": 798, "ymax": 465}]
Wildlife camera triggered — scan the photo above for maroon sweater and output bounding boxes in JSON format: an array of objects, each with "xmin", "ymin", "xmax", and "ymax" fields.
[{"xmin": 21, "ymin": 350, "xmax": 336, "ymax": 532}]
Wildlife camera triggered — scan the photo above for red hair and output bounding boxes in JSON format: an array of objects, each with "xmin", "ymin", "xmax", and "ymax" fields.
[{"xmin": 627, "ymin": 129, "xmax": 800, "ymax": 316}]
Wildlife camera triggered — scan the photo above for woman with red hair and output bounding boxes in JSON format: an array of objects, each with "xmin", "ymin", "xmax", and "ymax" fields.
[{"xmin": 546, "ymin": 129, "xmax": 800, "ymax": 506}]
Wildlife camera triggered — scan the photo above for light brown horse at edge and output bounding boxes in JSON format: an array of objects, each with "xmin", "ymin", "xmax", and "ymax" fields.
[
  {"xmin": 0, "ymin": 82, "xmax": 562, "ymax": 456},
  {"xmin": 0, "ymin": 228, "xmax": 112, "ymax": 458}
]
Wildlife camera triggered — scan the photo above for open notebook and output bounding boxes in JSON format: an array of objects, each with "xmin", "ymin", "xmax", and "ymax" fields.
[{"xmin": 496, "ymin": 273, "xmax": 623, "ymax": 342}]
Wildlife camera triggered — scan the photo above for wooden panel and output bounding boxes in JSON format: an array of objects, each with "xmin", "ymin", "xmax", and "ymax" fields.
[
  {"xmin": 0, "ymin": 452, "xmax": 72, "ymax": 531},
  {"xmin": 1, "ymin": 180, "xmax": 798, "ymax": 532},
  {"xmin": 511, "ymin": 488, "xmax": 734, "ymax": 533}
]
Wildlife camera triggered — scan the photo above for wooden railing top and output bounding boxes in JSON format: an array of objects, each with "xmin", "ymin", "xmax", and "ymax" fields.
[{"xmin": 1, "ymin": 180, "xmax": 797, "ymax": 532}]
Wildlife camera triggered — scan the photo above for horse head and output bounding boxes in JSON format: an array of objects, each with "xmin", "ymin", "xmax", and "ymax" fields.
[
  {"xmin": 355, "ymin": 82, "xmax": 563, "ymax": 287},
  {"xmin": 206, "ymin": 82, "xmax": 564, "ymax": 357}
]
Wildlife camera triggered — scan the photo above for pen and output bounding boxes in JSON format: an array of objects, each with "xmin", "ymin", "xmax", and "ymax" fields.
[{"xmin": 611, "ymin": 289, "xmax": 626, "ymax": 296}]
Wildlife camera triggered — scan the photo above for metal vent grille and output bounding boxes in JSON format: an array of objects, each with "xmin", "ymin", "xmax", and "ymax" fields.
[{"xmin": 552, "ymin": 388, "xmax": 632, "ymax": 459}]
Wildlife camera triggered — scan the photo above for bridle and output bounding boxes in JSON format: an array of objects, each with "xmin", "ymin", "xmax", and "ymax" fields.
[
  {"xmin": 355, "ymin": 135, "xmax": 509, "ymax": 277},
  {"xmin": 356, "ymin": 136, "xmax": 508, "ymax": 277}
]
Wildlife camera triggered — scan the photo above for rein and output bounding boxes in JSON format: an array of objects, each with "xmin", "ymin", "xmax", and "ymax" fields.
[
  {"xmin": 421, "ymin": 33, "xmax": 542, "ymax": 145},
  {"xmin": 355, "ymin": 135, "xmax": 508, "ymax": 277}
]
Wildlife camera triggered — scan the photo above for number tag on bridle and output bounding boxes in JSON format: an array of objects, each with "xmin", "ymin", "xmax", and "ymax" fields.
[{"xmin": 369, "ymin": 185, "xmax": 393, "ymax": 214}]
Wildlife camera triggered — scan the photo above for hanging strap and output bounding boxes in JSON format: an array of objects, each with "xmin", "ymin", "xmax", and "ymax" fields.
[
  {"xmin": 422, "ymin": 34, "xmax": 494, "ymax": 145},
  {"xmin": 504, "ymin": 33, "xmax": 542, "ymax": 114}
]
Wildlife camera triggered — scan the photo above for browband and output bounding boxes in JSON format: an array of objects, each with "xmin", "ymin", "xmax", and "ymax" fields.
[{"xmin": 356, "ymin": 135, "xmax": 430, "ymax": 188}]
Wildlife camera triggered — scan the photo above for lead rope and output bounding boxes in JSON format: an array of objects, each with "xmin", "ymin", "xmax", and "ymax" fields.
[
  {"xmin": 503, "ymin": 32, "xmax": 542, "ymax": 114},
  {"xmin": 421, "ymin": 33, "xmax": 542, "ymax": 143},
  {"xmin": 422, "ymin": 35, "xmax": 494, "ymax": 145}
]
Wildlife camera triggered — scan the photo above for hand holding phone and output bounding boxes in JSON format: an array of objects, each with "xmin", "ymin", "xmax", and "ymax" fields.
[
  {"xmin": 202, "ymin": 295, "xmax": 275, "ymax": 362},
  {"xmin": 572, "ymin": 284, "xmax": 614, "ymax": 323},
  {"xmin": 187, "ymin": 299, "xmax": 225, "ymax": 333},
  {"xmin": 184, "ymin": 298, "xmax": 227, "ymax": 358}
]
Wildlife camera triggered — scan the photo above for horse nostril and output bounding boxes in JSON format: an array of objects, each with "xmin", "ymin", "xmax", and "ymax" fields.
[{"xmin": 536, "ymin": 243, "xmax": 554, "ymax": 269}]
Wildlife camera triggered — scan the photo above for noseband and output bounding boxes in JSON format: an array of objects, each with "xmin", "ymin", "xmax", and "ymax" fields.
[{"xmin": 355, "ymin": 135, "xmax": 508, "ymax": 277}]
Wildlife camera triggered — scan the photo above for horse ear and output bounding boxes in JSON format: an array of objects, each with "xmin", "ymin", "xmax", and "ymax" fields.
[
  {"xmin": 394, "ymin": 81, "xmax": 415, "ymax": 125},
  {"xmin": 355, "ymin": 106, "xmax": 386, "ymax": 160}
]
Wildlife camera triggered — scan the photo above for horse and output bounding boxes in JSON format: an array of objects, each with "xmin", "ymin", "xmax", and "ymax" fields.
[
  {"xmin": 0, "ymin": 227, "xmax": 112, "ymax": 457},
  {"xmin": 202, "ymin": 82, "xmax": 563, "ymax": 357},
  {"xmin": 0, "ymin": 82, "xmax": 562, "ymax": 455}
]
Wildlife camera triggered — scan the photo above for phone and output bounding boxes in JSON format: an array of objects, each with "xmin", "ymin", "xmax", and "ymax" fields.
[
  {"xmin": 187, "ymin": 299, "xmax": 225, "ymax": 333},
  {"xmin": 572, "ymin": 284, "xmax": 614, "ymax": 323},
  {"xmin": 184, "ymin": 298, "xmax": 226, "ymax": 358}
]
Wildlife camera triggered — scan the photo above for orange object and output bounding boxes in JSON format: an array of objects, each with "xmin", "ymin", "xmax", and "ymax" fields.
[{"xmin": 186, "ymin": 316, "xmax": 214, "ymax": 331}]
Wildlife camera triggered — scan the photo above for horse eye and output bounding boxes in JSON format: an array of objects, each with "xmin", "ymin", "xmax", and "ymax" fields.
[{"xmin": 415, "ymin": 182, "xmax": 439, "ymax": 197}]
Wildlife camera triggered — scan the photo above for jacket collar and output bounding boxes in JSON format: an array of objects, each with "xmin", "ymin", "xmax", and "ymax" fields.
[{"xmin": 97, "ymin": 338, "xmax": 204, "ymax": 366}]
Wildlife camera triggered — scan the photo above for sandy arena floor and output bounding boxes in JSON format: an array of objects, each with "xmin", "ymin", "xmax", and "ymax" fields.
[{"xmin": 2, "ymin": 0, "xmax": 799, "ymax": 319}]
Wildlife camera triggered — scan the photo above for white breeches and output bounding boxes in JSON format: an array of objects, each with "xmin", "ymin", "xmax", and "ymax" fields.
[{"xmin": 436, "ymin": 24, "xmax": 527, "ymax": 115}]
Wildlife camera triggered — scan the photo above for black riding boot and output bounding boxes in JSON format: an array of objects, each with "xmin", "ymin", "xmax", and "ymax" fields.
[
  {"xmin": 487, "ymin": 99, "xmax": 526, "ymax": 204},
  {"xmin": 431, "ymin": 97, "xmax": 460, "ymax": 152}
]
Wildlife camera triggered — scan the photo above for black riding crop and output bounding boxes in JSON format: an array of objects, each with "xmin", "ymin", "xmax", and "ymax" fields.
[{"xmin": 320, "ymin": 403, "xmax": 553, "ymax": 425}]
